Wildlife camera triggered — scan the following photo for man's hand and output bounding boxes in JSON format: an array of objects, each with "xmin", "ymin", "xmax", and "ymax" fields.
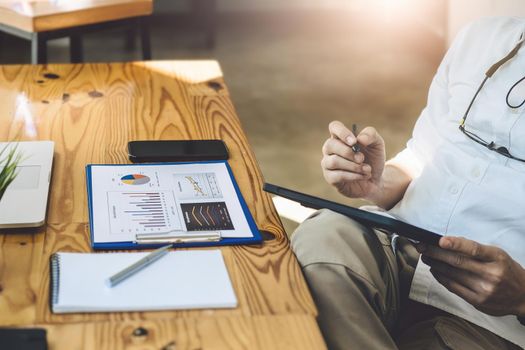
[
  {"xmin": 417, "ymin": 236, "xmax": 525, "ymax": 317},
  {"xmin": 321, "ymin": 121, "xmax": 386, "ymax": 200}
]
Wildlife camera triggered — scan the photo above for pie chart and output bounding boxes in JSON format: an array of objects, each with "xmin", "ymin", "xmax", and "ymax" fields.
[{"xmin": 121, "ymin": 174, "xmax": 150, "ymax": 185}]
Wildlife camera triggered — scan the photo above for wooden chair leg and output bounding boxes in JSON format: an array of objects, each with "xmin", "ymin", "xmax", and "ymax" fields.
[
  {"xmin": 139, "ymin": 17, "xmax": 151, "ymax": 60},
  {"xmin": 70, "ymin": 34, "xmax": 83, "ymax": 63},
  {"xmin": 31, "ymin": 33, "xmax": 47, "ymax": 64}
]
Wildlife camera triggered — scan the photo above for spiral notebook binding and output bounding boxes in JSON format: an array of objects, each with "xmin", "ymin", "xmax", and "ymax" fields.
[{"xmin": 50, "ymin": 253, "xmax": 61, "ymax": 307}]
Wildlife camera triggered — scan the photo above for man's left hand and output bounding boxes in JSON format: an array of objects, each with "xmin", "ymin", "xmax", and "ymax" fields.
[{"xmin": 417, "ymin": 236, "xmax": 525, "ymax": 317}]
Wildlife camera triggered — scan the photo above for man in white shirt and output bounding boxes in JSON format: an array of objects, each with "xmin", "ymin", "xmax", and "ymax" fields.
[{"xmin": 291, "ymin": 17, "xmax": 525, "ymax": 349}]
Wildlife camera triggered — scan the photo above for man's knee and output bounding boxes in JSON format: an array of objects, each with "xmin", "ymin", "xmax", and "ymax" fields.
[
  {"xmin": 291, "ymin": 209, "xmax": 377, "ymax": 268},
  {"xmin": 292, "ymin": 209, "xmax": 401, "ymax": 340}
]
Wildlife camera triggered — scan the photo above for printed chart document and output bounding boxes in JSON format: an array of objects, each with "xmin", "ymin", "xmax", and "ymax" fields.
[
  {"xmin": 86, "ymin": 161, "xmax": 261, "ymax": 249},
  {"xmin": 50, "ymin": 250, "xmax": 237, "ymax": 313}
]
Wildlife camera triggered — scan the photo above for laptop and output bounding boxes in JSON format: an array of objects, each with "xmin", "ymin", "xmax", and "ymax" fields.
[{"xmin": 0, "ymin": 141, "xmax": 54, "ymax": 229}]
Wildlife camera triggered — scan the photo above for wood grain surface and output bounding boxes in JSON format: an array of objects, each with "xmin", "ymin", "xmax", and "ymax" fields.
[
  {"xmin": 0, "ymin": 61, "xmax": 324, "ymax": 348},
  {"xmin": 35, "ymin": 315, "xmax": 325, "ymax": 350},
  {"xmin": 0, "ymin": 0, "xmax": 152, "ymax": 32}
]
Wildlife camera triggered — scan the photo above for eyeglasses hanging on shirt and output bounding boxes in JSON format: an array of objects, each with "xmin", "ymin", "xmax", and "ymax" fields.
[
  {"xmin": 459, "ymin": 33, "xmax": 525, "ymax": 163},
  {"xmin": 506, "ymin": 76, "xmax": 525, "ymax": 109}
]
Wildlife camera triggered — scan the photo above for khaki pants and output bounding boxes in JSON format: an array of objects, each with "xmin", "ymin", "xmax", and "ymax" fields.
[{"xmin": 291, "ymin": 209, "xmax": 521, "ymax": 350}]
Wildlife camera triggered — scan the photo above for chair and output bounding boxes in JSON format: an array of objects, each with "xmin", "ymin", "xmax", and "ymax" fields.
[{"xmin": 0, "ymin": 0, "xmax": 153, "ymax": 64}]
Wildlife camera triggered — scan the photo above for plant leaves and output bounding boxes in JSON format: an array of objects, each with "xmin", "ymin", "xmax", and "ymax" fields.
[{"xmin": 0, "ymin": 143, "xmax": 23, "ymax": 200}]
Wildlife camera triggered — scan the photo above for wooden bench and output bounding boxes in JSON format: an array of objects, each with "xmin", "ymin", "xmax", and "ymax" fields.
[{"xmin": 0, "ymin": 0, "xmax": 153, "ymax": 64}]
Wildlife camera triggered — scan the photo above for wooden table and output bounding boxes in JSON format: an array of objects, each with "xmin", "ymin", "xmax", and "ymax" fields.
[
  {"xmin": 0, "ymin": 0, "xmax": 153, "ymax": 63},
  {"xmin": 0, "ymin": 60, "xmax": 326, "ymax": 349}
]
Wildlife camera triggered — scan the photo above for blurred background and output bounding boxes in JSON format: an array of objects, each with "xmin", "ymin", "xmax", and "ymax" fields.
[{"xmin": 1, "ymin": 0, "xmax": 523, "ymax": 233}]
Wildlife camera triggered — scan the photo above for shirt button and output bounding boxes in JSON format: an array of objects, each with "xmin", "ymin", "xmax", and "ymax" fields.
[
  {"xmin": 449, "ymin": 185, "xmax": 459, "ymax": 195},
  {"xmin": 471, "ymin": 167, "xmax": 481, "ymax": 178}
]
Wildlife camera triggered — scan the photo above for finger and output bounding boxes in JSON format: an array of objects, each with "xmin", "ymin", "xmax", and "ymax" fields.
[
  {"xmin": 324, "ymin": 169, "xmax": 370, "ymax": 185},
  {"xmin": 328, "ymin": 121, "xmax": 357, "ymax": 146},
  {"xmin": 422, "ymin": 255, "xmax": 480, "ymax": 293},
  {"xmin": 356, "ymin": 126, "xmax": 385, "ymax": 148},
  {"xmin": 430, "ymin": 268, "xmax": 481, "ymax": 307},
  {"xmin": 322, "ymin": 138, "xmax": 365, "ymax": 163},
  {"xmin": 439, "ymin": 236, "xmax": 501, "ymax": 262},
  {"xmin": 321, "ymin": 155, "xmax": 371, "ymax": 175},
  {"xmin": 420, "ymin": 245, "xmax": 486, "ymax": 275}
]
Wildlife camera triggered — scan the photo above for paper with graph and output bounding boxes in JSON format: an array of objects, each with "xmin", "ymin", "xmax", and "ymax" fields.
[{"xmin": 88, "ymin": 162, "xmax": 253, "ymax": 244}]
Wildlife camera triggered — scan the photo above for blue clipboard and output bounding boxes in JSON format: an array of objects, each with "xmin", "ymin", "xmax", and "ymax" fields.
[{"xmin": 86, "ymin": 160, "xmax": 262, "ymax": 250}]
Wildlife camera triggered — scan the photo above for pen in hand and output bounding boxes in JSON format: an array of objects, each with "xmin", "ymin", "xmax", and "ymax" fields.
[
  {"xmin": 351, "ymin": 124, "xmax": 361, "ymax": 153},
  {"xmin": 106, "ymin": 244, "xmax": 172, "ymax": 287}
]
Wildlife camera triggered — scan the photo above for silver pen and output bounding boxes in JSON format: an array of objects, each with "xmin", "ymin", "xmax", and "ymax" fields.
[
  {"xmin": 135, "ymin": 231, "xmax": 222, "ymax": 245},
  {"xmin": 107, "ymin": 244, "xmax": 172, "ymax": 287},
  {"xmin": 351, "ymin": 123, "xmax": 361, "ymax": 153}
]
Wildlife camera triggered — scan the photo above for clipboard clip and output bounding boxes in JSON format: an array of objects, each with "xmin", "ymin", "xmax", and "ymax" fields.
[{"xmin": 134, "ymin": 231, "xmax": 222, "ymax": 244}]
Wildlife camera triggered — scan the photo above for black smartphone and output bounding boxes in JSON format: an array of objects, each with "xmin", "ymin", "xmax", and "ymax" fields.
[
  {"xmin": 128, "ymin": 140, "xmax": 229, "ymax": 163},
  {"xmin": 0, "ymin": 328, "xmax": 47, "ymax": 350}
]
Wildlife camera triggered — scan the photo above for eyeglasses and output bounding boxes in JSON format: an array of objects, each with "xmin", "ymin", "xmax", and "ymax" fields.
[{"xmin": 459, "ymin": 35, "xmax": 525, "ymax": 163}]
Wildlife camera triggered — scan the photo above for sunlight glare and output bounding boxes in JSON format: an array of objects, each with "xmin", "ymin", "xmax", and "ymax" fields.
[
  {"xmin": 272, "ymin": 196, "xmax": 315, "ymax": 224},
  {"xmin": 14, "ymin": 93, "xmax": 37, "ymax": 138}
]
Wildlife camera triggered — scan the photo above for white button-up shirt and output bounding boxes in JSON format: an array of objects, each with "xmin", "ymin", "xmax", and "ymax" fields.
[{"xmin": 388, "ymin": 17, "xmax": 525, "ymax": 347}]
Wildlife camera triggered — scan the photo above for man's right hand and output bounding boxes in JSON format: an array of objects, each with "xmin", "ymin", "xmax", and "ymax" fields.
[{"xmin": 321, "ymin": 121, "xmax": 386, "ymax": 201}]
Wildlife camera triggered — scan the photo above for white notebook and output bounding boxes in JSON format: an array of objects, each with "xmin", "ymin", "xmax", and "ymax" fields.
[{"xmin": 50, "ymin": 250, "xmax": 237, "ymax": 313}]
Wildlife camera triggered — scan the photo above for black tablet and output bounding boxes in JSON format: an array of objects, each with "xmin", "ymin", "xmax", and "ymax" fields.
[{"xmin": 263, "ymin": 183, "xmax": 442, "ymax": 246}]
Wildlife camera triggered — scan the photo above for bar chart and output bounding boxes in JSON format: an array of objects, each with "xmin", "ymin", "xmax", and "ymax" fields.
[{"xmin": 107, "ymin": 191, "xmax": 181, "ymax": 234}]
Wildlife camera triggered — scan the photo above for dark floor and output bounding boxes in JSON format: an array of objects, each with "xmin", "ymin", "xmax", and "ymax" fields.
[{"xmin": 0, "ymin": 9, "xmax": 446, "ymax": 234}]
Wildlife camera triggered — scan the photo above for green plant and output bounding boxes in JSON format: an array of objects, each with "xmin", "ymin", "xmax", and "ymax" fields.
[{"xmin": 0, "ymin": 143, "xmax": 23, "ymax": 201}]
